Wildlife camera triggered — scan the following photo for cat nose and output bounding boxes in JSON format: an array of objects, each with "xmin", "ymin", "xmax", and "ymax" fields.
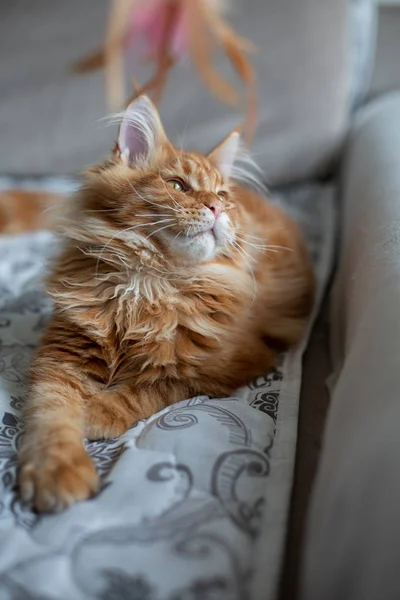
[{"xmin": 206, "ymin": 200, "xmax": 222, "ymax": 221}]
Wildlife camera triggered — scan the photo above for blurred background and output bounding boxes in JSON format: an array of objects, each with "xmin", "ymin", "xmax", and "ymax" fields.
[{"xmin": 0, "ymin": 0, "xmax": 397, "ymax": 184}]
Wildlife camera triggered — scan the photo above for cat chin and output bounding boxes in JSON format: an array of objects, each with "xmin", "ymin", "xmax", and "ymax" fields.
[
  {"xmin": 161, "ymin": 215, "xmax": 233, "ymax": 263},
  {"xmin": 167, "ymin": 230, "xmax": 218, "ymax": 263}
]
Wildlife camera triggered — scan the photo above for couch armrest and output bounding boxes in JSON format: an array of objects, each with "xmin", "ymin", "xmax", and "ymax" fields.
[
  {"xmin": 370, "ymin": 6, "xmax": 400, "ymax": 98},
  {"xmin": 302, "ymin": 91, "xmax": 400, "ymax": 600}
]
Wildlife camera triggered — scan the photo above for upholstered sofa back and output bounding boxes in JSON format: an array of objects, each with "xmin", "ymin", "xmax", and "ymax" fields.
[{"xmin": 0, "ymin": 0, "xmax": 352, "ymax": 185}]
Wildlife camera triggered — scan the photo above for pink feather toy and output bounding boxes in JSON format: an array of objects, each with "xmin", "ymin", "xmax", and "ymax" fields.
[{"xmin": 74, "ymin": 0, "xmax": 257, "ymax": 141}]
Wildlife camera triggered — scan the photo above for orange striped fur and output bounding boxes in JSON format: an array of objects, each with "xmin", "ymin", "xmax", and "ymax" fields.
[{"xmin": 16, "ymin": 98, "xmax": 315, "ymax": 512}]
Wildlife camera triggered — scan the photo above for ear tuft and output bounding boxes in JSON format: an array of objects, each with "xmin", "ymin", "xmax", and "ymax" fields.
[
  {"xmin": 117, "ymin": 96, "xmax": 169, "ymax": 167},
  {"xmin": 208, "ymin": 130, "xmax": 241, "ymax": 180}
]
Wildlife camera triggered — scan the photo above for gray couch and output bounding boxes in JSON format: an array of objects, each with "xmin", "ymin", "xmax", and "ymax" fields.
[
  {"xmin": 302, "ymin": 6, "xmax": 400, "ymax": 600},
  {"xmin": 2, "ymin": 1, "xmax": 400, "ymax": 599},
  {"xmin": 302, "ymin": 79, "xmax": 400, "ymax": 600}
]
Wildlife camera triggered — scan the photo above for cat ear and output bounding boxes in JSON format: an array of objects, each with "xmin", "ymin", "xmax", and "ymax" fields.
[
  {"xmin": 117, "ymin": 95, "xmax": 170, "ymax": 166},
  {"xmin": 208, "ymin": 130, "xmax": 241, "ymax": 180}
]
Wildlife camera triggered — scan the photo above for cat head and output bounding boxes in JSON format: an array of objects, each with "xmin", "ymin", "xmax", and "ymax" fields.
[{"xmin": 81, "ymin": 96, "xmax": 248, "ymax": 265}]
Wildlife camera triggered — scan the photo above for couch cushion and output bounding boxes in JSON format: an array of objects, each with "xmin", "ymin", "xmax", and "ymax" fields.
[
  {"xmin": 303, "ymin": 92, "xmax": 400, "ymax": 600},
  {"xmin": 0, "ymin": 0, "xmax": 350, "ymax": 185}
]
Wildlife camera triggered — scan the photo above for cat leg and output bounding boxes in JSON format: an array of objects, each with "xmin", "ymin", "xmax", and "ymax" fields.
[
  {"xmin": 197, "ymin": 338, "xmax": 277, "ymax": 397},
  {"xmin": 84, "ymin": 386, "xmax": 166, "ymax": 441},
  {"xmin": 18, "ymin": 361, "xmax": 99, "ymax": 513},
  {"xmin": 230, "ymin": 337, "xmax": 277, "ymax": 385}
]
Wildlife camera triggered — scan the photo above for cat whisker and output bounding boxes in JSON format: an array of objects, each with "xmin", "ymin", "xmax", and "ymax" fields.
[
  {"xmin": 130, "ymin": 182, "xmax": 180, "ymax": 214},
  {"xmin": 95, "ymin": 219, "xmax": 171, "ymax": 277},
  {"xmin": 264, "ymin": 244, "xmax": 293, "ymax": 252},
  {"xmin": 236, "ymin": 232, "xmax": 292, "ymax": 255},
  {"xmin": 147, "ymin": 223, "xmax": 175, "ymax": 239},
  {"xmin": 231, "ymin": 240, "xmax": 256, "ymax": 270},
  {"xmin": 147, "ymin": 218, "xmax": 175, "ymax": 226},
  {"xmin": 178, "ymin": 120, "xmax": 189, "ymax": 154},
  {"xmin": 143, "ymin": 194, "xmax": 181, "ymax": 214},
  {"xmin": 231, "ymin": 239, "xmax": 257, "ymax": 263},
  {"xmin": 129, "ymin": 182, "xmax": 150, "ymax": 204},
  {"xmin": 230, "ymin": 240, "xmax": 257, "ymax": 307},
  {"xmin": 136, "ymin": 213, "xmax": 175, "ymax": 218},
  {"xmin": 171, "ymin": 229, "xmax": 184, "ymax": 244},
  {"xmin": 236, "ymin": 236, "xmax": 272, "ymax": 252},
  {"xmin": 167, "ymin": 145, "xmax": 181, "ymax": 165},
  {"xmin": 239, "ymin": 242, "xmax": 279, "ymax": 257},
  {"xmin": 236, "ymin": 230, "xmax": 268, "ymax": 242},
  {"xmin": 185, "ymin": 224, "xmax": 196, "ymax": 237},
  {"xmin": 231, "ymin": 167, "xmax": 268, "ymax": 195},
  {"xmin": 95, "ymin": 225, "xmax": 140, "ymax": 277}
]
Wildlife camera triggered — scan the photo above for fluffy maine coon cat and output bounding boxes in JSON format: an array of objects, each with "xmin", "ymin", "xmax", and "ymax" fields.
[{"xmin": 12, "ymin": 96, "xmax": 315, "ymax": 512}]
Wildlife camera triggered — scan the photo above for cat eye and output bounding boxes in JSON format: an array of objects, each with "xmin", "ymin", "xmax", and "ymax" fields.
[
  {"xmin": 217, "ymin": 191, "xmax": 228, "ymax": 202},
  {"xmin": 167, "ymin": 179, "xmax": 185, "ymax": 192}
]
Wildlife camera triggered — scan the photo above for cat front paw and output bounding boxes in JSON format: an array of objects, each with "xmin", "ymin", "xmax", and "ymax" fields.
[{"xmin": 18, "ymin": 444, "xmax": 99, "ymax": 513}]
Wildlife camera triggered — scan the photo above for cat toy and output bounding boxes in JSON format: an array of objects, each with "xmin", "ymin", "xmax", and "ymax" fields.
[{"xmin": 74, "ymin": 0, "xmax": 257, "ymax": 142}]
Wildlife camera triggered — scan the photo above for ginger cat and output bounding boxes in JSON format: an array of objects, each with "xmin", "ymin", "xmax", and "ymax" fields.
[{"xmin": 13, "ymin": 96, "xmax": 314, "ymax": 512}]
